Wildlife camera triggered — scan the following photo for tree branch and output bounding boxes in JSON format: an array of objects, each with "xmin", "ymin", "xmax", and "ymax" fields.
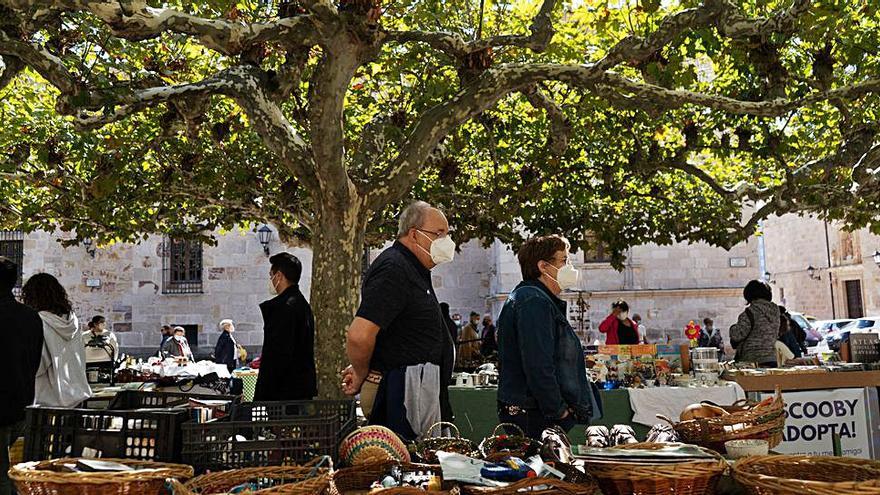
[
  {"xmin": 1, "ymin": 0, "xmax": 321, "ymax": 55},
  {"xmin": 0, "ymin": 54, "xmax": 26, "ymax": 91},
  {"xmin": 367, "ymin": 61, "xmax": 880, "ymax": 211},
  {"xmin": 383, "ymin": 0, "xmax": 557, "ymax": 58},
  {"xmin": 0, "ymin": 29, "xmax": 80, "ymax": 95},
  {"xmin": 522, "ymin": 84, "xmax": 571, "ymax": 155}
]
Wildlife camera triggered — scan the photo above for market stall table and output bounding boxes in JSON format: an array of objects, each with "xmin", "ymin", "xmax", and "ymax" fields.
[{"xmin": 449, "ymin": 385, "xmax": 742, "ymax": 444}]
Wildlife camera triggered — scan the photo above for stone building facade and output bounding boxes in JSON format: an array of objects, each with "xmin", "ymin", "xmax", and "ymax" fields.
[
  {"xmin": 762, "ymin": 214, "xmax": 880, "ymax": 320},
  {"xmin": 2, "ymin": 227, "xmax": 762, "ymax": 357}
]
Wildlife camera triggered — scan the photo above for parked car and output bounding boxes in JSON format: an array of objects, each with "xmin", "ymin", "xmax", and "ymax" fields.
[
  {"xmin": 813, "ymin": 319, "xmax": 854, "ymax": 334},
  {"xmin": 825, "ymin": 317, "xmax": 880, "ymax": 350},
  {"xmin": 789, "ymin": 311, "xmax": 823, "ymax": 347}
]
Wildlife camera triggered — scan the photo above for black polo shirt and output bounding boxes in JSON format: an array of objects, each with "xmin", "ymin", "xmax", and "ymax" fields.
[{"xmin": 356, "ymin": 241, "xmax": 446, "ymax": 372}]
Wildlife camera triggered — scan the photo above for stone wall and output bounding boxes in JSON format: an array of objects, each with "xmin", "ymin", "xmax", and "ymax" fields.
[
  {"xmin": 15, "ymin": 227, "xmax": 762, "ymax": 357},
  {"xmin": 763, "ymin": 213, "xmax": 880, "ymax": 319},
  {"xmin": 19, "ymin": 228, "xmax": 313, "ymax": 357}
]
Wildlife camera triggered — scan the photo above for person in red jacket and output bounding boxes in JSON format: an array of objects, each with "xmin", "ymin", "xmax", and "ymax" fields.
[{"xmin": 599, "ymin": 300, "xmax": 640, "ymax": 345}]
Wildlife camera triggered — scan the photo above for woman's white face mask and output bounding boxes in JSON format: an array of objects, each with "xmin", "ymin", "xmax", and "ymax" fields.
[
  {"xmin": 417, "ymin": 230, "xmax": 456, "ymax": 265},
  {"xmin": 545, "ymin": 261, "xmax": 579, "ymax": 291}
]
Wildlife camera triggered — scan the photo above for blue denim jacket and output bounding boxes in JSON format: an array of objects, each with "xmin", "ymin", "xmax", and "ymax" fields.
[{"xmin": 497, "ymin": 280, "xmax": 602, "ymax": 422}]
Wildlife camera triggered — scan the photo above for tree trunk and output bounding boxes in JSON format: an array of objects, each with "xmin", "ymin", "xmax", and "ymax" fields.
[{"xmin": 310, "ymin": 203, "xmax": 367, "ymax": 399}]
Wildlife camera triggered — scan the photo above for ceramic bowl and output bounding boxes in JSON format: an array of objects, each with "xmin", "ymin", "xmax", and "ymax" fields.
[{"xmin": 725, "ymin": 439, "xmax": 769, "ymax": 459}]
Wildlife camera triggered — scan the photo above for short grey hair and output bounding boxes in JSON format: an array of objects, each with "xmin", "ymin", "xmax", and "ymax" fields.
[
  {"xmin": 397, "ymin": 201, "xmax": 433, "ymax": 238},
  {"xmin": 219, "ymin": 319, "xmax": 234, "ymax": 331}
]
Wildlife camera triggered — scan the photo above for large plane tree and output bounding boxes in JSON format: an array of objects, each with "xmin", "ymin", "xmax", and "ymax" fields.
[{"xmin": 2, "ymin": 0, "xmax": 879, "ymax": 395}]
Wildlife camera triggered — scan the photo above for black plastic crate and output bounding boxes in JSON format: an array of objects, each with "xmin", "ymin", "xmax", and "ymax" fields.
[
  {"xmin": 80, "ymin": 390, "xmax": 238, "ymax": 411},
  {"xmin": 25, "ymin": 392, "xmax": 239, "ymax": 462},
  {"xmin": 182, "ymin": 400, "xmax": 356, "ymax": 472},
  {"xmin": 24, "ymin": 405, "xmax": 187, "ymax": 462},
  {"xmin": 108, "ymin": 390, "xmax": 239, "ymax": 410},
  {"xmin": 231, "ymin": 400, "xmax": 354, "ymax": 424}
]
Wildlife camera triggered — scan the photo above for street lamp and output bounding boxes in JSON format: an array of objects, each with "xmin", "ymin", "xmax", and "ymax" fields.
[
  {"xmin": 257, "ymin": 225, "xmax": 272, "ymax": 256},
  {"xmin": 82, "ymin": 238, "xmax": 96, "ymax": 258},
  {"xmin": 873, "ymin": 250, "xmax": 880, "ymax": 267},
  {"xmin": 807, "ymin": 264, "xmax": 821, "ymax": 281}
]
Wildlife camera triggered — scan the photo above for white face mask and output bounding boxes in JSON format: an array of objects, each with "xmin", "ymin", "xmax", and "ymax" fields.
[
  {"xmin": 174, "ymin": 335, "xmax": 185, "ymax": 342},
  {"xmin": 546, "ymin": 262, "xmax": 579, "ymax": 291},
  {"xmin": 418, "ymin": 230, "xmax": 456, "ymax": 265},
  {"xmin": 617, "ymin": 311, "xmax": 629, "ymax": 321},
  {"xmin": 268, "ymin": 273, "xmax": 279, "ymax": 295}
]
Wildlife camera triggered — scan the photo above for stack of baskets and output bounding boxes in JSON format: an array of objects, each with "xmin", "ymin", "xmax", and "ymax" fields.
[
  {"xmin": 733, "ymin": 455, "xmax": 880, "ymax": 495},
  {"xmin": 580, "ymin": 442, "xmax": 727, "ymax": 495},
  {"xmin": 659, "ymin": 388, "xmax": 785, "ymax": 453},
  {"xmin": 9, "ymin": 458, "xmax": 193, "ymax": 495}
]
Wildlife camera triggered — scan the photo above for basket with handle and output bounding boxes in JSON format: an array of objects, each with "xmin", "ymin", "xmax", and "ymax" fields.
[
  {"xmin": 732, "ymin": 455, "xmax": 880, "ymax": 495},
  {"xmin": 657, "ymin": 387, "xmax": 785, "ymax": 453},
  {"xmin": 10, "ymin": 458, "xmax": 193, "ymax": 495},
  {"xmin": 580, "ymin": 442, "xmax": 727, "ymax": 495},
  {"xmin": 169, "ymin": 457, "xmax": 332, "ymax": 495},
  {"xmin": 477, "ymin": 424, "xmax": 542, "ymax": 462},
  {"xmin": 415, "ymin": 422, "xmax": 478, "ymax": 464}
]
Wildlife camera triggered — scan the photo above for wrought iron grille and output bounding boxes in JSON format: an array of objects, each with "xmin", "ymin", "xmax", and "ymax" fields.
[
  {"xmin": 0, "ymin": 230, "xmax": 24, "ymax": 290},
  {"xmin": 162, "ymin": 237, "xmax": 203, "ymax": 294}
]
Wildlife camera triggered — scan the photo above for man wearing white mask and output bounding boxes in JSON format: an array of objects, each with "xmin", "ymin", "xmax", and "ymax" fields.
[
  {"xmin": 254, "ymin": 252, "xmax": 316, "ymax": 401},
  {"xmin": 496, "ymin": 235, "xmax": 602, "ymax": 439},
  {"xmin": 342, "ymin": 201, "xmax": 456, "ymax": 441}
]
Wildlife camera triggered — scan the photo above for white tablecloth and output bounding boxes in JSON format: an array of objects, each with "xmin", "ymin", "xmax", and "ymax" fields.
[{"xmin": 627, "ymin": 383, "xmax": 746, "ymax": 426}]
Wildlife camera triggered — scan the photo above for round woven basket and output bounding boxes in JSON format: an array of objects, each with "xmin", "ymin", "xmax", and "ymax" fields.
[
  {"xmin": 10, "ymin": 458, "xmax": 193, "ymax": 495},
  {"xmin": 659, "ymin": 388, "xmax": 785, "ymax": 453},
  {"xmin": 170, "ymin": 462, "xmax": 331, "ymax": 495},
  {"xmin": 462, "ymin": 477, "xmax": 596, "ymax": 495},
  {"xmin": 581, "ymin": 442, "xmax": 726, "ymax": 495},
  {"xmin": 339, "ymin": 425, "xmax": 411, "ymax": 466},
  {"xmin": 478, "ymin": 424, "xmax": 542, "ymax": 462},
  {"xmin": 733, "ymin": 455, "xmax": 880, "ymax": 495},
  {"xmin": 328, "ymin": 460, "xmax": 449, "ymax": 494},
  {"xmin": 416, "ymin": 422, "xmax": 478, "ymax": 464}
]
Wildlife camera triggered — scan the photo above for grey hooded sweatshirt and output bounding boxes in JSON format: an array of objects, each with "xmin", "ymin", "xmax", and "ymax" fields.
[
  {"xmin": 35, "ymin": 311, "xmax": 91, "ymax": 407},
  {"xmin": 729, "ymin": 299, "xmax": 779, "ymax": 365}
]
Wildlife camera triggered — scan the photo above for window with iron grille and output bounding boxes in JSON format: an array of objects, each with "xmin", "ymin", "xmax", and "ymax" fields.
[
  {"xmin": 162, "ymin": 237, "xmax": 203, "ymax": 294},
  {"xmin": 0, "ymin": 231, "xmax": 24, "ymax": 290}
]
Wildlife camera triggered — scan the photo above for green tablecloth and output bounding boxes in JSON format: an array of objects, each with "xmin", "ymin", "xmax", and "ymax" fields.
[{"xmin": 449, "ymin": 387, "xmax": 651, "ymax": 444}]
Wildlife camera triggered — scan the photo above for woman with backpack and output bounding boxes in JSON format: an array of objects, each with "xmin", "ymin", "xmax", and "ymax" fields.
[{"xmin": 729, "ymin": 280, "xmax": 779, "ymax": 367}]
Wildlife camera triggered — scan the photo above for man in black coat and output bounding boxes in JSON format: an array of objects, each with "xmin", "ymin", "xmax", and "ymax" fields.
[
  {"xmin": 0, "ymin": 257, "xmax": 43, "ymax": 495},
  {"xmin": 254, "ymin": 252, "xmax": 317, "ymax": 401}
]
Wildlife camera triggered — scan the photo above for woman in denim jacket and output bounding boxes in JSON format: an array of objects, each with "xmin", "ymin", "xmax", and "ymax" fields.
[{"xmin": 496, "ymin": 235, "xmax": 603, "ymax": 438}]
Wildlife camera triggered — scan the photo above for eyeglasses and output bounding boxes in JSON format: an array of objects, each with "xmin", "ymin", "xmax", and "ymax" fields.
[{"xmin": 415, "ymin": 228, "xmax": 450, "ymax": 239}]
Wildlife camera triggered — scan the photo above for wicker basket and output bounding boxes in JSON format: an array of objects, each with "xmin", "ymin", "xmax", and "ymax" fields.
[
  {"xmin": 733, "ymin": 455, "xmax": 880, "ymax": 495},
  {"xmin": 415, "ymin": 422, "xmax": 478, "ymax": 464},
  {"xmin": 10, "ymin": 458, "xmax": 193, "ymax": 495},
  {"xmin": 463, "ymin": 478, "xmax": 596, "ymax": 495},
  {"xmin": 581, "ymin": 442, "xmax": 726, "ymax": 495},
  {"xmin": 658, "ymin": 388, "xmax": 785, "ymax": 453},
  {"xmin": 170, "ymin": 458, "xmax": 332, "ymax": 495},
  {"xmin": 478, "ymin": 424, "xmax": 542, "ymax": 462},
  {"xmin": 328, "ymin": 460, "xmax": 449, "ymax": 494}
]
